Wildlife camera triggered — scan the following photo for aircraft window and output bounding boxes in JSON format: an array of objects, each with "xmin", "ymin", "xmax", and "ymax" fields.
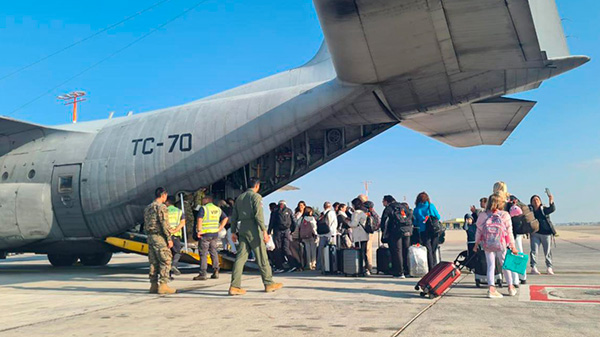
[
  {"xmin": 1, "ymin": 172, "xmax": 7, "ymax": 181},
  {"xmin": 28, "ymin": 169, "xmax": 36, "ymax": 180},
  {"xmin": 58, "ymin": 176, "xmax": 73, "ymax": 193}
]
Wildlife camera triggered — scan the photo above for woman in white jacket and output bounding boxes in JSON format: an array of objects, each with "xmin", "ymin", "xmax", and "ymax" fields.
[{"xmin": 350, "ymin": 198, "xmax": 372, "ymax": 275}]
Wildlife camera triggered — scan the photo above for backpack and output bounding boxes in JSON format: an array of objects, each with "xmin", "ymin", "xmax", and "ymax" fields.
[
  {"xmin": 425, "ymin": 204, "xmax": 444, "ymax": 236},
  {"xmin": 317, "ymin": 211, "xmax": 331, "ymax": 235},
  {"xmin": 511, "ymin": 201, "xmax": 539, "ymax": 234},
  {"xmin": 388, "ymin": 203, "xmax": 413, "ymax": 237},
  {"xmin": 363, "ymin": 213, "xmax": 375, "ymax": 234},
  {"xmin": 482, "ymin": 213, "xmax": 507, "ymax": 252},
  {"xmin": 299, "ymin": 218, "xmax": 315, "ymax": 240}
]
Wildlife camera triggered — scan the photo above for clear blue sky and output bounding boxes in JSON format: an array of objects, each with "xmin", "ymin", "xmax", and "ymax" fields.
[{"xmin": 1, "ymin": 0, "xmax": 598, "ymax": 223}]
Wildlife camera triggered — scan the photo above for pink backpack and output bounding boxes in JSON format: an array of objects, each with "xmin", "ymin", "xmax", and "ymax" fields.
[
  {"xmin": 299, "ymin": 218, "xmax": 314, "ymax": 239},
  {"xmin": 482, "ymin": 213, "xmax": 506, "ymax": 252}
]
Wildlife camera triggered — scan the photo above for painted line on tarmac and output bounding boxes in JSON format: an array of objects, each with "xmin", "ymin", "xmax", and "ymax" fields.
[
  {"xmin": 557, "ymin": 238, "xmax": 600, "ymax": 252},
  {"xmin": 519, "ymin": 285, "xmax": 600, "ymax": 305},
  {"xmin": 390, "ymin": 273, "xmax": 468, "ymax": 337}
]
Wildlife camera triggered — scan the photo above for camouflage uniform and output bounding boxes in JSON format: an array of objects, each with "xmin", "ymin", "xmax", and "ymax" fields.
[
  {"xmin": 144, "ymin": 201, "xmax": 173, "ymax": 285},
  {"xmin": 183, "ymin": 195, "xmax": 197, "ymax": 244}
]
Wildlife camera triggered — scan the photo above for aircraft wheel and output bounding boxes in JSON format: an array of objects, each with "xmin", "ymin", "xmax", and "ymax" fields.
[
  {"xmin": 48, "ymin": 254, "xmax": 79, "ymax": 267},
  {"xmin": 80, "ymin": 252, "xmax": 113, "ymax": 266}
]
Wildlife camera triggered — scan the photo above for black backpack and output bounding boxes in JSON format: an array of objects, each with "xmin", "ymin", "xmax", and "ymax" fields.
[
  {"xmin": 316, "ymin": 210, "xmax": 331, "ymax": 235},
  {"xmin": 388, "ymin": 203, "xmax": 413, "ymax": 236}
]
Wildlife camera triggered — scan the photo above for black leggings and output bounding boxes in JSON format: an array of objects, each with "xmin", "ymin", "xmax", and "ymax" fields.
[{"xmin": 420, "ymin": 232, "xmax": 439, "ymax": 270}]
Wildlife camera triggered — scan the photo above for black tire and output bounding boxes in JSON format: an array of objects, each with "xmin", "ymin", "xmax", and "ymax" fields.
[
  {"xmin": 80, "ymin": 252, "xmax": 113, "ymax": 266},
  {"xmin": 475, "ymin": 279, "xmax": 481, "ymax": 288},
  {"xmin": 414, "ymin": 285, "xmax": 420, "ymax": 291},
  {"xmin": 48, "ymin": 254, "xmax": 78, "ymax": 267},
  {"xmin": 420, "ymin": 292, "xmax": 426, "ymax": 297}
]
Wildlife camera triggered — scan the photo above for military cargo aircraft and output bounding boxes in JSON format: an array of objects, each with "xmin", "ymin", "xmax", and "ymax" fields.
[{"xmin": 0, "ymin": 0, "xmax": 589, "ymax": 266}]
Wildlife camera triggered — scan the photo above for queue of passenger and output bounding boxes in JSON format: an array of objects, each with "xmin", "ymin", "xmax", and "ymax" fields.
[{"xmin": 465, "ymin": 181, "xmax": 558, "ymax": 299}]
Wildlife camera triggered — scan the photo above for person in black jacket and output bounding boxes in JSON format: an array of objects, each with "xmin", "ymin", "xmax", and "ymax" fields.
[
  {"xmin": 381, "ymin": 195, "xmax": 413, "ymax": 278},
  {"xmin": 529, "ymin": 193, "xmax": 557, "ymax": 275},
  {"xmin": 268, "ymin": 200, "xmax": 294, "ymax": 272}
]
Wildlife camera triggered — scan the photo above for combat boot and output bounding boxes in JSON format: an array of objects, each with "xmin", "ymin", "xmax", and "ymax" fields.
[
  {"xmin": 265, "ymin": 282, "xmax": 283, "ymax": 293},
  {"xmin": 228, "ymin": 287, "xmax": 246, "ymax": 296},
  {"xmin": 211, "ymin": 270, "xmax": 219, "ymax": 279},
  {"xmin": 193, "ymin": 273, "xmax": 208, "ymax": 281},
  {"xmin": 158, "ymin": 283, "xmax": 176, "ymax": 295},
  {"xmin": 149, "ymin": 282, "xmax": 159, "ymax": 294}
]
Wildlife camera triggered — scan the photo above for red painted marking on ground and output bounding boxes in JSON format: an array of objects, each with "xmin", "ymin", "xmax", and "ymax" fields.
[{"xmin": 530, "ymin": 285, "xmax": 600, "ymax": 304}]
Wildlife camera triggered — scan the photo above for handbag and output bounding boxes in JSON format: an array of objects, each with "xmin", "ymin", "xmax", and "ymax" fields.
[
  {"xmin": 425, "ymin": 204, "xmax": 444, "ymax": 236},
  {"xmin": 502, "ymin": 251, "xmax": 529, "ymax": 275}
]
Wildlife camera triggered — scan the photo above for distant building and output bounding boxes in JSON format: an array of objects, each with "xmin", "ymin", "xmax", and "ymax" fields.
[{"xmin": 442, "ymin": 218, "xmax": 465, "ymax": 230}]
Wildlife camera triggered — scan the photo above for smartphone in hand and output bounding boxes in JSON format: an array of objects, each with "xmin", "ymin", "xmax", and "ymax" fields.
[{"xmin": 545, "ymin": 188, "xmax": 551, "ymax": 197}]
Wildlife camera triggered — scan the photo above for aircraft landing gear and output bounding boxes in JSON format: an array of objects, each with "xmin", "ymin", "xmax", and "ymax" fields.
[
  {"xmin": 47, "ymin": 254, "xmax": 78, "ymax": 267},
  {"xmin": 79, "ymin": 252, "xmax": 113, "ymax": 266}
]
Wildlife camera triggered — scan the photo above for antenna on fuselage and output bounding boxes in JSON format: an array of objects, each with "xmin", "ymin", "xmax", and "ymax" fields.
[
  {"xmin": 57, "ymin": 91, "xmax": 86, "ymax": 123},
  {"xmin": 127, "ymin": 111, "xmax": 133, "ymax": 117},
  {"xmin": 108, "ymin": 111, "xmax": 115, "ymax": 119}
]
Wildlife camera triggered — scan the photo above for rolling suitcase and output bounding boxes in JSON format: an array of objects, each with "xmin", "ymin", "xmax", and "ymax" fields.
[
  {"xmin": 340, "ymin": 248, "xmax": 365, "ymax": 277},
  {"xmin": 322, "ymin": 244, "xmax": 338, "ymax": 274},
  {"xmin": 376, "ymin": 246, "xmax": 392, "ymax": 274},
  {"xmin": 415, "ymin": 261, "xmax": 461, "ymax": 298},
  {"xmin": 376, "ymin": 232, "xmax": 392, "ymax": 274}
]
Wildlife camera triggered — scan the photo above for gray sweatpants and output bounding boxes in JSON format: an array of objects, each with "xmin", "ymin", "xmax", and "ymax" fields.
[{"xmin": 530, "ymin": 233, "xmax": 553, "ymax": 268}]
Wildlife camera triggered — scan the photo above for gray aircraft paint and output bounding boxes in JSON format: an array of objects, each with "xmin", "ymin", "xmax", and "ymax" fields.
[{"xmin": 0, "ymin": 0, "xmax": 589, "ymax": 255}]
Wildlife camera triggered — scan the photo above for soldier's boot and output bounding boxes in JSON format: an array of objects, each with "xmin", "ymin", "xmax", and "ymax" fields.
[
  {"xmin": 193, "ymin": 273, "xmax": 208, "ymax": 281},
  {"xmin": 211, "ymin": 270, "xmax": 219, "ymax": 279},
  {"xmin": 158, "ymin": 283, "xmax": 176, "ymax": 295},
  {"xmin": 265, "ymin": 282, "xmax": 283, "ymax": 293},
  {"xmin": 228, "ymin": 287, "xmax": 246, "ymax": 296},
  {"xmin": 149, "ymin": 282, "xmax": 159, "ymax": 294},
  {"xmin": 171, "ymin": 266, "xmax": 181, "ymax": 276}
]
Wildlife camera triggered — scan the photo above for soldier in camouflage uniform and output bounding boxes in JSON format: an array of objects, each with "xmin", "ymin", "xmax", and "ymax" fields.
[
  {"xmin": 144, "ymin": 187, "xmax": 176, "ymax": 295},
  {"xmin": 228, "ymin": 178, "xmax": 283, "ymax": 296}
]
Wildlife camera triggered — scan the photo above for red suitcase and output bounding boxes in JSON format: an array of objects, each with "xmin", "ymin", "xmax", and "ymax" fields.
[{"xmin": 414, "ymin": 261, "xmax": 461, "ymax": 298}]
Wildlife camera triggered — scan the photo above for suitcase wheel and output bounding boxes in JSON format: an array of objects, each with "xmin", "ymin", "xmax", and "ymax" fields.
[
  {"xmin": 475, "ymin": 279, "xmax": 481, "ymax": 288},
  {"xmin": 429, "ymin": 293, "xmax": 437, "ymax": 299},
  {"xmin": 414, "ymin": 285, "xmax": 420, "ymax": 291},
  {"xmin": 419, "ymin": 292, "xmax": 426, "ymax": 298}
]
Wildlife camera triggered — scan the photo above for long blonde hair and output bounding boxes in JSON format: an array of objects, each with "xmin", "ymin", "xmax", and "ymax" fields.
[
  {"xmin": 493, "ymin": 181, "xmax": 509, "ymax": 201},
  {"xmin": 486, "ymin": 193, "xmax": 506, "ymax": 212}
]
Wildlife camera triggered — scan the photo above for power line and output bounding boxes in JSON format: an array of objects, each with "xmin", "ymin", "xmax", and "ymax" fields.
[
  {"xmin": 0, "ymin": 0, "xmax": 174, "ymax": 82},
  {"xmin": 7, "ymin": 0, "xmax": 209, "ymax": 117}
]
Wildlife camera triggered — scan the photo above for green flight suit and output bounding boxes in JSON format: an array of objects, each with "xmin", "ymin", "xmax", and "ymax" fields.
[{"xmin": 230, "ymin": 188, "xmax": 274, "ymax": 288}]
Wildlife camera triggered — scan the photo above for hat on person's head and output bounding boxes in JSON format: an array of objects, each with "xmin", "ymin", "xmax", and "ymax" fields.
[
  {"xmin": 364, "ymin": 201, "xmax": 375, "ymax": 209},
  {"xmin": 464, "ymin": 213, "xmax": 473, "ymax": 220},
  {"xmin": 278, "ymin": 200, "xmax": 286, "ymax": 205},
  {"xmin": 509, "ymin": 195, "xmax": 519, "ymax": 202}
]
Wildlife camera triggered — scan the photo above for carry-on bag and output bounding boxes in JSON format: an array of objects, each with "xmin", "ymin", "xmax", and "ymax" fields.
[
  {"xmin": 340, "ymin": 248, "xmax": 365, "ymax": 277},
  {"xmin": 376, "ymin": 231, "xmax": 392, "ymax": 274},
  {"xmin": 408, "ymin": 244, "xmax": 429, "ymax": 276},
  {"xmin": 322, "ymin": 243, "xmax": 338, "ymax": 274},
  {"xmin": 502, "ymin": 251, "xmax": 529, "ymax": 275},
  {"xmin": 414, "ymin": 261, "xmax": 461, "ymax": 298},
  {"xmin": 473, "ymin": 249, "xmax": 502, "ymax": 288}
]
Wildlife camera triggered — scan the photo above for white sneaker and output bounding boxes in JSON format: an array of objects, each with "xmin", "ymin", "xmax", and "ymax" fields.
[
  {"xmin": 488, "ymin": 289, "xmax": 503, "ymax": 299},
  {"xmin": 547, "ymin": 267, "xmax": 554, "ymax": 275},
  {"xmin": 508, "ymin": 287, "xmax": 518, "ymax": 297},
  {"xmin": 531, "ymin": 267, "xmax": 540, "ymax": 275},
  {"xmin": 365, "ymin": 270, "xmax": 371, "ymax": 276}
]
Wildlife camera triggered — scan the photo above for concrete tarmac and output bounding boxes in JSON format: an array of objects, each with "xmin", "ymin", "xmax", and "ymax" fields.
[{"xmin": 1, "ymin": 226, "xmax": 599, "ymax": 337}]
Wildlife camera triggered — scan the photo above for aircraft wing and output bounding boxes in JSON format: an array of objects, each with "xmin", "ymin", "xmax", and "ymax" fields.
[
  {"xmin": 313, "ymin": 0, "xmax": 568, "ymax": 84},
  {"xmin": 400, "ymin": 97, "xmax": 536, "ymax": 147},
  {"xmin": 0, "ymin": 116, "xmax": 67, "ymax": 156}
]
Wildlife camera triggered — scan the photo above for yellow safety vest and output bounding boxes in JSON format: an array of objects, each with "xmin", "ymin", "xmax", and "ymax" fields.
[
  {"xmin": 201, "ymin": 203, "xmax": 221, "ymax": 234},
  {"xmin": 167, "ymin": 205, "xmax": 183, "ymax": 238}
]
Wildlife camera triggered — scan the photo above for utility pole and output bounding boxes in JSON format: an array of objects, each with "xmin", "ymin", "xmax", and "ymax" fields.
[
  {"xmin": 362, "ymin": 181, "xmax": 372, "ymax": 197},
  {"xmin": 57, "ymin": 91, "xmax": 86, "ymax": 123}
]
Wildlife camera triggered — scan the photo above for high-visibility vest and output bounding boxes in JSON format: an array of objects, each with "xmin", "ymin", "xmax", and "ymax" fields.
[
  {"xmin": 167, "ymin": 205, "xmax": 183, "ymax": 238},
  {"xmin": 201, "ymin": 203, "xmax": 221, "ymax": 234}
]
